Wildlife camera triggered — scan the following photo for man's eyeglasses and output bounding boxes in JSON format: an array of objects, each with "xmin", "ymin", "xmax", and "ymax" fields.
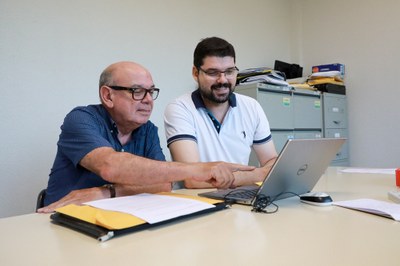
[
  {"xmin": 198, "ymin": 66, "xmax": 239, "ymax": 79},
  {"xmin": 108, "ymin": 86, "xmax": 160, "ymax": 101}
]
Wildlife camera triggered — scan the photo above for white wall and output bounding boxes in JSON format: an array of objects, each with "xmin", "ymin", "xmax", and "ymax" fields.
[
  {"xmin": 0, "ymin": 0, "xmax": 295, "ymax": 217},
  {"xmin": 300, "ymin": 0, "xmax": 400, "ymax": 168}
]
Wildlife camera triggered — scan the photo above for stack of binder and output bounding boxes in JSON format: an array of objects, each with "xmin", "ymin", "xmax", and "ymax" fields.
[
  {"xmin": 236, "ymin": 67, "xmax": 289, "ymax": 86},
  {"xmin": 307, "ymin": 70, "xmax": 344, "ymax": 86},
  {"xmin": 284, "ymin": 63, "xmax": 346, "ymax": 94},
  {"xmin": 308, "ymin": 63, "xmax": 346, "ymax": 95}
]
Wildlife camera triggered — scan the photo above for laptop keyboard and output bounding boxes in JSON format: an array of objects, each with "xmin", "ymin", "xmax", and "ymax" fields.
[{"xmin": 227, "ymin": 188, "xmax": 258, "ymax": 199}]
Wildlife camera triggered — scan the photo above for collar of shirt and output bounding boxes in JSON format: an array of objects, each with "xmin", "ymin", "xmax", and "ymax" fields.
[
  {"xmin": 191, "ymin": 89, "xmax": 237, "ymax": 134},
  {"xmin": 97, "ymin": 105, "xmax": 120, "ymax": 135}
]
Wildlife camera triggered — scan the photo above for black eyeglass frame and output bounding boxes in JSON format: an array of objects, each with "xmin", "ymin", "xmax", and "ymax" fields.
[
  {"xmin": 108, "ymin": 86, "xmax": 160, "ymax": 101},
  {"xmin": 198, "ymin": 66, "xmax": 239, "ymax": 78}
]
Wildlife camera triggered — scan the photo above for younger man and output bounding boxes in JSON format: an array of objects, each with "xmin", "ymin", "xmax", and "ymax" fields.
[{"xmin": 164, "ymin": 37, "xmax": 278, "ymax": 188}]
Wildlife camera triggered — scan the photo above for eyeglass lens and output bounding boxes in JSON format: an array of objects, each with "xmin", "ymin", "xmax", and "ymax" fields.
[
  {"xmin": 132, "ymin": 88, "xmax": 159, "ymax": 100},
  {"xmin": 200, "ymin": 67, "xmax": 238, "ymax": 78}
]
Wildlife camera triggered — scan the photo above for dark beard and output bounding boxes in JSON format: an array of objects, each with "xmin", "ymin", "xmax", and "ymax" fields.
[{"xmin": 200, "ymin": 83, "xmax": 233, "ymax": 104}]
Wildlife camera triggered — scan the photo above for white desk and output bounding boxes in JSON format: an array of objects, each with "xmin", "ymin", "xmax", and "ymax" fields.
[{"xmin": 1, "ymin": 167, "xmax": 399, "ymax": 266}]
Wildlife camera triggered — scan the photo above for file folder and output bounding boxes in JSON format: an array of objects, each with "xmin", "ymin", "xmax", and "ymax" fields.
[{"xmin": 50, "ymin": 193, "xmax": 227, "ymax": 241}]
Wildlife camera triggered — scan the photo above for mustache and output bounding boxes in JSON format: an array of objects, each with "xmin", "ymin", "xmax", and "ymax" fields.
[{"xmin": 211, "ymin": 83, "xmax": 231, "ymax": 90}]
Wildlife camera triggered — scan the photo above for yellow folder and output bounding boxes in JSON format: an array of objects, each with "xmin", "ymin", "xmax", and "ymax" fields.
[{"xmin": 55, "ymin": 192, "xmax": 223, "ymax": 230}]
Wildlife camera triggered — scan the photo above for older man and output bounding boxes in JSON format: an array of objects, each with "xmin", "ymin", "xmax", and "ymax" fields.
[{"xmin": 38, "ymin": 61, "xmax": 253, "ymax": 213}]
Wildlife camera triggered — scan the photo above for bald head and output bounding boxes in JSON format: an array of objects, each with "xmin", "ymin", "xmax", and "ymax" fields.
[{"xmin": 99, "ymin": 61, "xmax": 153, "ymax": 89}]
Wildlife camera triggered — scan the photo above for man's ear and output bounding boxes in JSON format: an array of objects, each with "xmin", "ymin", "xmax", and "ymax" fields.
[
  {"xmin": 192, "ymin": 66, "xmax": 199, "ymax": 82},
  {"xmin": 100, "ymin": 86, "xmax": 114, "ymax": 108}
]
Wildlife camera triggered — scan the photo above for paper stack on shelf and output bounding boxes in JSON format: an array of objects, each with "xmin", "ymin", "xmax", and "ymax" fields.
[
  {"xmin": 307, "ymin": 70, "xmax": 345, "ymax": 86},
  {"xmin": 287, "ymin": 77, "xmax": 317, "ymax": 91},
  {"xmin": 237, "ymin": 67, "xmax": 289, "ymax": 86}
]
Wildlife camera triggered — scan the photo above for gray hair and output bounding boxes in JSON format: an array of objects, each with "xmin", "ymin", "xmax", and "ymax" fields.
[{"xmin": 99, "ymin": 68, "xmax": 114, "ymax": 88}]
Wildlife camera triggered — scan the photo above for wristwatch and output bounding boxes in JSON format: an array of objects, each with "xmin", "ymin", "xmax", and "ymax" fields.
[{"xmin": 103, "ymin": 184, "xmax": 116, "ymax": 198}]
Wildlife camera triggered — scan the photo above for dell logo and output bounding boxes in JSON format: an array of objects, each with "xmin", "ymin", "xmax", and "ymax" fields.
[{"xmin": 297, "ymin": 164, "xmax": 308, "ymax": 175}]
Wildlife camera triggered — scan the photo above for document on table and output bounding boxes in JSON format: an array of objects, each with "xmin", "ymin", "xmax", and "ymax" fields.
[
  {"xmin": 333, "ymin": 199, "xmax": 400, "ymax": 221},
  {"xmin": 340, "ymin": 168, "xmax": 396, "ymax": 175},
  {"xmin": 84, "ymin": 193, "xmax": 215, "ymax": 224}
]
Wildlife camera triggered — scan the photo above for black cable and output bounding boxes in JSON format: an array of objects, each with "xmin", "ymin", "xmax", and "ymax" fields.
[
  {"xmin": 251, "ymin": 191, "xmax": 301, "ymax": 214},
  {"xmin": 251, "ymin": 194, "xmax": 278, "ymax": 213}
]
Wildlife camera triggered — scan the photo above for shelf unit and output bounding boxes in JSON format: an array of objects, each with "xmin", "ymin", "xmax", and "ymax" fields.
[
  {"xmin": 236, "ymin": 83, "xmax": 349, "ymax": 166},
  {"xmin": 322, "ymin": 92, "xmax": 349, "ymax": 166}
]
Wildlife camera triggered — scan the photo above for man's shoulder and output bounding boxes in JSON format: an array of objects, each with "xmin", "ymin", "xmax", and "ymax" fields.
[
  {"xmin": 69, "ymin": 104, "xmax": 103, "ymax": 115},
  {"xmin": 234, "ymin": 92, "xmax": 253, "ymax": 100},
  {"xmin": 166, "ymin": 92, "xmax": 197, "ymax": 113},
  {"xmin": 234, "ymin": 92, "xmax": 259, "ymax": 106},
  {"xmin": 64, "ymin": 104, "xmax": 106, "ymax": 124},
  {"xmin": 172, "ymin": 91, "xmax": 193, "ymax": 103}
]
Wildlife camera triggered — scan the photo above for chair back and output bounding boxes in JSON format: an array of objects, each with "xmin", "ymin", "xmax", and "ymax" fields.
[{"xmin": 36, "ymin": 189, "xmax": 47, "ymax": 211}]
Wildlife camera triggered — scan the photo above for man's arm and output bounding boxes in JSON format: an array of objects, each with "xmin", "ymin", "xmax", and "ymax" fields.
[
  {"xmin": 37, "ymin": 183, "xmax": 172, "ymax": 213},
  {"xmin": 80, "ymin": 146, "xmax": 253, "ymax": 188},
  {"xmin": 37, "ymin": 146, "xmax": 255, "ymax": 213},
  {"xmin": 232, "ymin": 141, "xmax": 278, "ymax": 187},
  {"xmin": 168, "ymin": 140, "xmax": 212, "ymax": 189},
  {"xmin": 169, "ymin": 140, "xmax": 278, "ymax": 188}
]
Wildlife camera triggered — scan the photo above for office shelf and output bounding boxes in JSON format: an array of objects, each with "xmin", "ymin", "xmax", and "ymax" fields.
[{"xmin": 236, "ymin": 83, "xmax": 348, "ymax": 166}]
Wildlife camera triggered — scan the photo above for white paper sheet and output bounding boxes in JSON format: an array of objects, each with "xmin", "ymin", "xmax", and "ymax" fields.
[
  {"xmin": 340, "ymin": 168, "xmax": 396, "ymax": 175},
  {"xmin": 84, "ymin": 193, "xmax": 215, "ymax": 224},
  {"xmin": 333, "ymin": 198, "xmax": 400, "ymax": 221}
]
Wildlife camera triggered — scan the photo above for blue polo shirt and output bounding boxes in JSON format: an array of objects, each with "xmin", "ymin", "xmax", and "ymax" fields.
[{"xmin": 44, "ymin": 104, "xmax": 165, "ymax": 206}]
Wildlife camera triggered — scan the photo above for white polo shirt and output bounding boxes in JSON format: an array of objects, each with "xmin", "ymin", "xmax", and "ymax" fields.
[{"xmin": 164, "ymin": 90, "xmax": 272, "ymax": 165}]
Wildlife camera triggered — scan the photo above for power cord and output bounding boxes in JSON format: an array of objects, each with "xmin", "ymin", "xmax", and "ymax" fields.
[{"xmin": 251, "ymin": 191, "xmax": 301, "ymax": 214}]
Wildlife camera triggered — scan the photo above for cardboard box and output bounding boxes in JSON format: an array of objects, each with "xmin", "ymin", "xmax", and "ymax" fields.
[{"xmin": 312, "ymin": 63, "xmax": 345, "ymax": 78}]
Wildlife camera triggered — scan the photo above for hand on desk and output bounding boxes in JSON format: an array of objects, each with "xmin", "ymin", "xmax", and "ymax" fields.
[
  {"xmin": 37, "ymin": 183, "xmax": 172, "ymax": 213},
  {"xmin": 37, "ymin": 187, "xmax": 108, "ymax": 213}
]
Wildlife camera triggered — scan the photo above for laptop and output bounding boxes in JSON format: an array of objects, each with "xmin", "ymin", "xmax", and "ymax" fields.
[{"xmin": 198, "ymin": 138, "xmax": 346, "ymax": 206}]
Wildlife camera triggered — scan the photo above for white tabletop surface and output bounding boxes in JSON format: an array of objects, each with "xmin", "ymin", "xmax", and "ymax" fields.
[{"xmin": 1, "ymin": 167, "xmax": 399, "ymax": 266}]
